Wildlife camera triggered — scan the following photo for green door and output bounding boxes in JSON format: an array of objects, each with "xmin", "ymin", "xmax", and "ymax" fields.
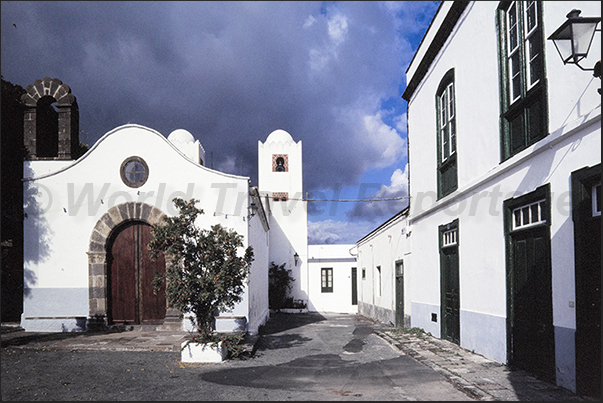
[
  {"xmin": 505, "ymin": 186, "xmax": 555, "ymax": 383},
  {"xmin": 572, "ymin": 166, "xmax": 601, "ymax": 398},
  {"xmin": 351, "ymin": 267, "xmax": 358, "ymax": 305},
  {"xmin": 440, "ymin": 222, "xmax": 460, "ymax": 345},
  {"xmin": 395, "ymin": 261, "xmax": 404, "ymax": 327},
  {"xmin": 509, "ymin": 228, "xmax": 555, "ymax": 382}
]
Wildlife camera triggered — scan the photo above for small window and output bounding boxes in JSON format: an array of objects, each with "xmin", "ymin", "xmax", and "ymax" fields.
[
  {"xmin": 120, "ymin": 156, "xmax": 149, "ymax": 188},
  {"xmin": 362, "ymin": 268, "xmax": 366, "ymax": 280},
  {"xmin": 442, "ymin": 229, "xmax": 457, "ymax": 247},
  {"xmin": 512, "ymin": 199, "xmax": 546, "ymax": 229},
  {"xmin": 321, "ymin": 268, "xmax": 333, "ymax": 293},
  {"xmin": 377, "ymin": 266, "xmax": 382, "ymax": 296},
  {"xmin": 593, "ymin": 183, "xmax": 601, "ymax": 217}
]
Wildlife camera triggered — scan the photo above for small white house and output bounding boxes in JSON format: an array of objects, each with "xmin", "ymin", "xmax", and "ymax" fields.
[{"xmin": 307, "ymin": 244, "xmax": 358, "ymax": 314}]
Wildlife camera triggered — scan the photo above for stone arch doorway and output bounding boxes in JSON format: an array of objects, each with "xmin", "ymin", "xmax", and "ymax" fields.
[
  {"xmin": 87, "ymin": 202, "xmax": 181, "ymax": 330},
  {"xmin": 107, "ymin": 220, "xmax": 166, "ymax": 324}
]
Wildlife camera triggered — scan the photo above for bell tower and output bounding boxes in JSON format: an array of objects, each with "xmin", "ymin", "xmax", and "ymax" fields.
[
  {"xmin": 21, "ymin": 77, "xmax": 79, "ymax": 160},
  {"xmin": 258, "ymin": 129, "xmax": 308, "ymax": 305}
]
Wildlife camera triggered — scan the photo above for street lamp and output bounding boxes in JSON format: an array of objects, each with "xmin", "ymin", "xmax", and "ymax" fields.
[
  {"xmin": 293, "ymin": 252, "xmax": 299, "ymax": 266},
  {"xmin": 247, "ymin": 202, "xmax": 258, "ymax": 220},
  {"xmin": 548, "ymin": 9, "xmax": 600, "ymax": 71}
]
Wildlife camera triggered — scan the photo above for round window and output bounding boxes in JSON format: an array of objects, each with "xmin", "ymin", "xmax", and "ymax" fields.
[{"xmin": 120, "ymin": 156, "xmax": 149, "ymax": 188}]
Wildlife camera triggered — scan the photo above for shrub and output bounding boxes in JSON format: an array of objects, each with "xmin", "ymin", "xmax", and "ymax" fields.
[
  {"xmin": 268, "ymin": 261, "xmax": 294, "ymax": 309},
  {"xmin": 149, "ymin": 198, "xmax": 254, "ymax": 341}
]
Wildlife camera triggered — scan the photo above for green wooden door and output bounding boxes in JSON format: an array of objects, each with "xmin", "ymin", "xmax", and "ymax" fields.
[
  {"xmin": 395, "ymin": 261, "xmax": 404, "ymax": 327},
  {"xmin": 508, "ymin": 227, "xmax": 555, "ymax": 382},
  {"xmin": 441, "ymin": 246, "xmax": 460, "ymax": 344},
  {"xmin": 440, "ymin": 221, "xmax": 460, "ymax": 345},
  {"xmin": 351, "ymin": 267, "xmax": 358, "ymax": 305},
  {"xmin": 572, "ymin": 167, "xmax": 601, "ymax": 398}
]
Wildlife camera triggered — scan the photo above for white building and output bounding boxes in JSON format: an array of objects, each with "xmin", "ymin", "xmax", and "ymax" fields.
[
  {"xmin": 307, "ymin": 244, "xmax": 358, "ymax": 314},
  {"xmin": 355, "ymin": 208, "xmax": 410, "ymax": 327},
  {"xmin": 357, "ymin": 0, "xmax": 600, "ymax": 397}
]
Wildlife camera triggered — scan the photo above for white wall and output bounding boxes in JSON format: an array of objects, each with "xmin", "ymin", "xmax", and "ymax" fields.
[
  {"xmin": 246, "ymin": 191, "xmax": 270, "ymax": 334},
  {"xmin": 22, "ymin": 124, "xmax": 255, "ymax": 332},
  {"xmin": 404, "ymin": 0, "xmax": 601, "ymax": 390},
  {"xmin": 307, "ymin": 244, "xmax": 357, "ymax": 314},
  {"xmin": 356, "ymin": 213, "xmax": 410, "ymax": 326}
]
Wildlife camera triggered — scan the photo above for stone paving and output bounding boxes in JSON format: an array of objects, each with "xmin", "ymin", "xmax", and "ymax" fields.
[
  {"xmin": 2, "ymin": 321, "xmax": 597, "ymax": 401},
  {"xmin": 374, "ymin": 326, "xmax": 592, "ymax": 401}
]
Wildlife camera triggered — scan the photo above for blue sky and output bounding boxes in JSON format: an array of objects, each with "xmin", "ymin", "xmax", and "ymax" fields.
[{"xmin": 1, "ymin": 1, "xmax": 440, "ymax": 244}]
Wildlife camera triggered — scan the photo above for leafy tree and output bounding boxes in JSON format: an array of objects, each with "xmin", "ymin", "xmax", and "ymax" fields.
[
  {"xmin": 148, "ymin": 198, "xmax": 254, "ymax": 340},
  {"xmin": 268, "ymin": 261, "xmax": 295, "ymax": 309}
]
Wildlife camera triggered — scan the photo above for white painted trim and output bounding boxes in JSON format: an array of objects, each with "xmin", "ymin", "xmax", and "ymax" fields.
[{"xmin": 23, "ymin": 123, "xmax": 249, "ymax": 182}]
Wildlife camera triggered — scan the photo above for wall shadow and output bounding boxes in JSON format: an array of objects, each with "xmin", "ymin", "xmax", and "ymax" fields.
[{"xmin": 21, "ymin": 163, "xmax": 55, "ymax": 295}]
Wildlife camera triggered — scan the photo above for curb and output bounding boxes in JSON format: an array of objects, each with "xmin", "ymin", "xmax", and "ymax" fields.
[{"xmin": 374, "ymin": 329, "xmax": 492, "ymax": 401}]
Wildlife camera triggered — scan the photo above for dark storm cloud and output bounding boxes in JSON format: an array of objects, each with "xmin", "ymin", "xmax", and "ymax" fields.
[{"xmin": 2, "ymin": 1, "xmax": 439, "ymax": 242}]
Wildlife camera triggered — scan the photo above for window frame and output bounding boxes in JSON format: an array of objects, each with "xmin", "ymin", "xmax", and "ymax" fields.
[
  {"xmin": 436, "ymin": 68, "xmax": 458, "ymax": 199},
  {"xmin": 497, "ymin": 1, "xmax": 548, "ymax": 161},
  {"xmin": 376, "ymin": 265, "xmax": 382, "ymax": 296},
  {"xmin": 592, "ymin": 183, "xmax": 601, "ymax": 217},
  {"xmin": 120, "ymin": 156, "xmax": 149, "ymax": 188},
  {"xmin": 321, "ymin": 267, "xmax": 333, "ymax": 293}
]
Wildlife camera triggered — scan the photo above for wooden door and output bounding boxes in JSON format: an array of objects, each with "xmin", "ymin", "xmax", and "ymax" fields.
[
  {"xmin": 395, "ymin": 261, "xmax": 404, "ymax": 327},
  {"xmin": 441, "ymin": 247, "xmax": 460, "ymax": 344},
  {"xmin": 351, "ymin": 267, "xmax": 358, "ymax": 305},
  {"xmin": 509, "ymin": 227, "xmax": 555, "ymax": 382},
  {"xmin": 108, "ymin": 222, "xmax": 166, "ymax": 324},
  {"xmin": 572, "ymin": 167, "xmax": 600, "ymax": 398}
]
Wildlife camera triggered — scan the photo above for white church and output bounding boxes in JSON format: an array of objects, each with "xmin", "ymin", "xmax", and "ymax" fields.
[{"xmin": 20, "ymin": 76, "xmax": 357, "ymax": 334}]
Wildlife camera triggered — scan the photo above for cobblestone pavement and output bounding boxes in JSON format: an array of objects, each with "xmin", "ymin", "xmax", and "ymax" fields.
[{"xmin": 374, "ymin": 326, "xmax": 594, "ymax": 401}]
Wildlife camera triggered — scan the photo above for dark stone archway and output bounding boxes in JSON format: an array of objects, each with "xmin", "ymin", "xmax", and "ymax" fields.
[{"xmin": 87, "ymin": 202, "xmax": 181, "ymax": 330}]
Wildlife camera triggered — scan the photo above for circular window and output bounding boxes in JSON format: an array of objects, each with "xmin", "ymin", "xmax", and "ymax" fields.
[{"xmin": 120, "ymin": 156, "xmax": 149, "ymax": 188}]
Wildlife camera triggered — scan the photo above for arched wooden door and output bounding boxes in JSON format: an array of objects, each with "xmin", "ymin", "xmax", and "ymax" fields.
[{"xmin": 108, "ymin": 221, "xmax": 166, "ymax": 324}]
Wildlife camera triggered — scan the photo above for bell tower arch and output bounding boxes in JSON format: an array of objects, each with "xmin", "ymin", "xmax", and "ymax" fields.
[{"xmin": 21, "ymin": 77, "xmax": 79, "ymax": 160}]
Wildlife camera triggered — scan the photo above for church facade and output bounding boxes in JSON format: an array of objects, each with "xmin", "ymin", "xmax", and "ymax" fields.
[{"xmin": 19, "ymin": 77, "xmax": 357, "ymax": 334}]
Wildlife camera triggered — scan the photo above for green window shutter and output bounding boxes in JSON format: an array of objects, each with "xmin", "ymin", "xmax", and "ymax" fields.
[
  {"xmin": 436, "ymin": 69, "xmax": 458, "ymax": 199},
  {"xmin": 497, "ymin": 1, "xmax": 548, "ymax": 161}
]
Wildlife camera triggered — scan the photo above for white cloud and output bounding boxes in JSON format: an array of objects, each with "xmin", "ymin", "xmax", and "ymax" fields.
[
  {"xmin": 394, "ymin": 113, "xmax": 407, "ymax": 134},
  {"xmin": 328, "ymin": 14, "xmax": 348, "ymax": 46},
  {"xmin": 303, "ymin": 15, "xmax": 316, "ymax": 29},
  {"xmin": 362, "ymin": 113, "xmax": 406, "ymax": 168},
  {"xmin": 347, "ymin": 165, "xmax": 409, "ymax": 221},
  {"xmin": 308, "ymin": 219, "xmax": 379, "ymax": 245}
]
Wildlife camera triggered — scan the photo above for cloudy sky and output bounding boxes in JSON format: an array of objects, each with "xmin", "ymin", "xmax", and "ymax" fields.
[{"xmin": 1, "ymin": 1, "xmax": 440, "ymax": 244}]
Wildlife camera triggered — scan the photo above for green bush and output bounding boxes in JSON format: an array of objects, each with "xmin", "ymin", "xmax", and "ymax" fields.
[{"xmin": 268, "ymin": 261, "xmax": 295, "ymax": 309}]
